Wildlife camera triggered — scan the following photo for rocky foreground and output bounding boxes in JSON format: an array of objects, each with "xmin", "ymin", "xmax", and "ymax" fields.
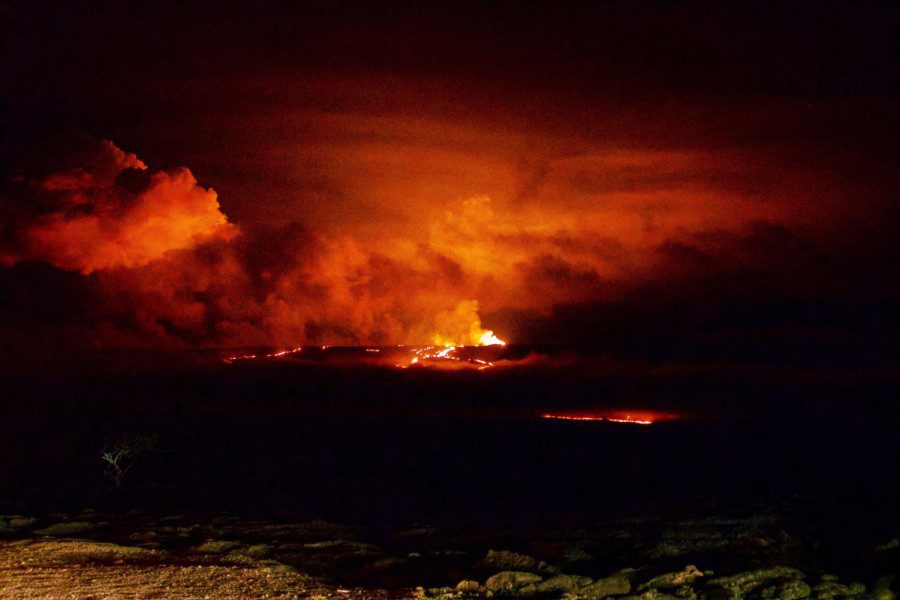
[
  {"xmin": 423, "ymin": 562, "xmax": 894, "ymax": 600},
  {"xmin": 0, "ymin": 508, "xmax": 897, "ymax": 599}
]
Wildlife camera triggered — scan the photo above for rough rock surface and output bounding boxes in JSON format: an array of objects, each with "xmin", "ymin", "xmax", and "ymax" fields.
[
  {"xmin": 485, "ymin": 571, "xmax": 543, "ymax": 594},
  {"xmin": 640, "ymin": 565, "xmax": 704, "ymax": 590},
  {"xmin": 760, "ymin": 579, "xmax": 812, "ymax": 600},
  {"xmin": 33, "ymin": 521, "xmax": 97, "ymax": 537},
  {"xmin": 483, "ymin": 550, "xmax": 540, "ymax": 572},
  {"xmin": 537, "ymin": 573, "xmax": 594, "ymax": 593},
  {"xmin": 580, "ymin": 573, "xmax": 633, "ymax": 598},
  {"xmin": 0, "ymin": 540, "xmax": 355, "ymax": 599},
  {"xmin": 0, "ymin": 516, "xmax": 38, "ymax": 532},
  {"xmin": 456, "ymin": 579, "xmax": 480, "ymax": 592},
  {"xmin": 707, "ymin": 566, "xmax": 805, "ymax": 597}
]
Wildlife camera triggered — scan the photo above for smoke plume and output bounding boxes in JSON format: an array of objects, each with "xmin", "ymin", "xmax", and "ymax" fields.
[
  {"xmin": 0, "ymin": 134, "xmax": 894, "ymax": 360},
  {"xmin": 1, "ymin": 135, "xmax": 235, "ymax": 274}
]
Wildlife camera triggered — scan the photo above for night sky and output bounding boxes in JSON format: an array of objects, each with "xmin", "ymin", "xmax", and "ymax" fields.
[{"xmin": 1, "ymin": 1, "xmax": 897, "ymax": 367}]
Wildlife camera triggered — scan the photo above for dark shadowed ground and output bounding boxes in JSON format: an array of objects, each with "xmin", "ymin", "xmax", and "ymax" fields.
[{"xmin": 1, "ymin": 349, "xmax": 897, "ymax": 596}]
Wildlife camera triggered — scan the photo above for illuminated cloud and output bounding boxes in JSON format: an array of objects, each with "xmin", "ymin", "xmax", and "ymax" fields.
[
  {"xmin": 0, "ymin": 136, "xmax": 235, "ymax": 274},
  {"xmin": 431, "ymin": 300, "xmax": 504, "ymax": 347},
  {"xmin": 0, "ymin": 127, "xmax": 894, "ymax": 359}
]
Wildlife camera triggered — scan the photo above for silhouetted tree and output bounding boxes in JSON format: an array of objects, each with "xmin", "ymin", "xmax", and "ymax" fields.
[{"xmin": 101, "ymin": 433, "xmax": 159, "ymax": 488}]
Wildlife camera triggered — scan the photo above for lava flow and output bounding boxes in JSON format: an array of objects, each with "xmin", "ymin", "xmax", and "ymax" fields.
[
  {"xmin": 396, "ymin": 305, "xmax": 507, "ymax": 369},
  {"xmin": 395, "ymin": 342, "xmax": 504, "ymax": 370},
  {"xmin": 223, "ymin": 347, "xmax": 303, "ymax": 364},
  {"xmin": 541, "ymin": 413, "xmax": 657, "ymax": 425}
]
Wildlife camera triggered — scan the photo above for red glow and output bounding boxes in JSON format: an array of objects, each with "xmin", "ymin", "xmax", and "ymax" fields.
[
  {"xmin": 224, "ymin": 347, "xmax": 303, "ymax": 364},
  {"xmin": 541, "ymin": 413, "xmax": 658, "ymax": 425},
  {"xmin": 221, "ymin": 344, "xmax": 503, "ymax": 370},
  {"xmin": 395, "ymin": 344, "xmax": 498, "ymax": 370}
]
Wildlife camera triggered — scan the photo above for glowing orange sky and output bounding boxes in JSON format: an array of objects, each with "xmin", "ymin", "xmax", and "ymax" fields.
[{"xmin": 1, "ymin": 3, "xmax": 896, "ymax": 350}]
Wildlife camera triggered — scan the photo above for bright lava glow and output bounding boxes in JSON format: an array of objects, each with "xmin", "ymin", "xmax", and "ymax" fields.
[
  {"xmin": 396, "ymin": 320, "xmax": 506, "ymax": 369},
  {"xmin": 222, "ymin": 336, "xmax": 505, "ymax": 371},
  {"xmin": 223, "ymin": 347, "xmax": 302, "ymax": 364},
  {"xmin": 478, "ymin": 330, "xmax": 506, "ymax": 346},
  {"xmin": 541, "ymin": 413, "xmax": 654, "ymax": 425},
  {"xmin": 395, "ymin": 344, "xmax": 498, "ymax": 369}
]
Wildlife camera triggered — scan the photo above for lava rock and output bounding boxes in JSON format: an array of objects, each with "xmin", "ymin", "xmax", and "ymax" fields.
[
  {"xmin": 811, "ymin": 580, "xmax": 864, "ymax": 599},
  {"xmin": 193, "ymin": 539, "xmax": 242, "ymax": 554},
  {"xmin": 871, "ymin": 577, "xmax": 895, "ymax": 600},
  {"xmin": 456, "ymin": 580, "xmax": 480, "ymax": 593},
  {"xmin": 760, "ymin": 579, "xmax": 812, "ymax": 600},
  {"xmin": 537, "ymin": 574, "xmax": 594, "ymax": 593},
  {"xmin": 707, "ymin": 566, "xmax": 805, "ymax": 596},
  {"xmin": 579, "ymin": 573, "xmax": 633, "ymax": 598},
  {"xmin": 640, "ymin": 565, "xmax": 704, "ymax": 591},
  {"xmin": 485, "ymin": 571, "xmax": 543, "ymax": 595},
  {"xmin": 674, "ymin": 585, "xmax": 697, "ymax": 600},
  {"xmin": 0, "ymin": 516, "xmax": 38, "ymax": 533},
  {"xmin": 33, "ymin": 521, "xmax": 96, "ymax": 537},
  {"xmin": 483, "ymin": 550, "xmax": 540, "ymax": 571},
  {"xmin": 561, "ymin": 546, "xmax": 593, "ymax": 569},
  {"xmin": 621, "ymin": 590, "xmax": 681, "ymax": 600}
]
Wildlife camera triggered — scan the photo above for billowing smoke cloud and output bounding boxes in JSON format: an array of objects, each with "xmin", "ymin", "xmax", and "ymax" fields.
[
  {"xmin": 0, "ymin": 140, "xmax": 511, "ymax": 346},
  {"xmin": 431, "ymin": 300, "xmax": 504, "ymax": 346},
  {"xmin": 0, "ymin": 135, "xmax": 235, "ymax": 274},
  {"xmin": 0, "ymin": 134, "xmax": 894, "ymax": 362}
]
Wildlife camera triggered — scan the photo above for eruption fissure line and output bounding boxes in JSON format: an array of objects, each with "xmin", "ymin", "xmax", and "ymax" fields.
[
  {"xmin": 541, "ymin": 413, "xmax": 654, "ymax": 425},
  {"xmin": 395, "ymin": 341, "xmax": 503, "ymax": 370},
  {"xmin": 222, "ymin": 302, "xmax": 506, "ymax": 368},
  {"xmin": 224, "ymin": 347, "xmax": 303, "ymax": 364}
]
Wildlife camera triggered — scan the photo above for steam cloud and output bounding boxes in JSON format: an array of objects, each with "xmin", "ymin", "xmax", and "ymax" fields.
[
  {"xmin": 1, "ymin": 136, "xmax": 235, "ymax": 274},
  {"xmin": 0, "ymin": 137, "xmax": 517, "ymax": 346},
  {"xmin": 1, "ymin": 135, "xmax": 891, "ymax": 355}
]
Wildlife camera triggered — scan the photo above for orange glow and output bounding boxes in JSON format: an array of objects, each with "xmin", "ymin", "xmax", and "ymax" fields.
[
  {"xmin": 221, "ymin": 342, "xmax": 504, "ymax": 370},
  {"xmin": 224, "ymin": 346, "xmax": 302, "ymax": 364},
  {"xmin": 3, "ymin": 139, "xmax": 236, "ymax": 275},
  {"xmin": 431, "ymin": 300, "xmax": 506, "ymax": 347},
  {"xmin": 541, "ymin": 413, "xmax": 657, "ymax": 425},
  {"xmin": 2, "ymin": 85, "xmax": 878, "ymax": 351},
  {"xmin": 395, "ymin": 345, "xmax": 493, "ymax": 370},
  {"xmin": 397, "ymin": 302, "xmax": 507, "ymax": 368},
  {"xmin": 478, "ymin": 330, "xmax": 506, "ymax": 346}
]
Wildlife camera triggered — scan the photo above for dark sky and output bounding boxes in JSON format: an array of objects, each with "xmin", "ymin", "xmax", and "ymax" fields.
[{"xmin": 0, "ymin": 1, "xmax": 897, "ymax": 362}]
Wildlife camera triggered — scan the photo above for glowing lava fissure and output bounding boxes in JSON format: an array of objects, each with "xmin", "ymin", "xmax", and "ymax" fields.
[
  {"xmin": 223, "ymin": 347, "xmax": 304, "ymax": 363},
  {"xmin": 541, "ymin": 413, "xmax": 660, "ymax": 425},
  {"xmin": 224, "ymin": 300, "xmax": 506, "ymax": 370},
  {"xmin": 395, "ymin": 342, "xmax": 504, "ymax": 370},
  {"xmin": 399, "ymin": 323, "xmax": 507, "ymax": 369},
  {"xmin": 223, "ymin": 340, "xmax": 508, "ymax": 370}
]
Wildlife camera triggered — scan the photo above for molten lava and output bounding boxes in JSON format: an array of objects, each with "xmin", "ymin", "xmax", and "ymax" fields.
[
  {"xmin": 392, "ymin": 299, "xmax": 506, "ymax": 369},
  {"xmin": 223, "ymin": 347, "xmax": 303, "ymax": 363},
  {"xmin": 430, "ymin": 300, "xmax": 505, "ymax": 348},
  {"xmin": 541, "ymin": 413, "xmax": 658, "ymax": 425},
  {"xmin": 477, "ymin": 330, "xmax": 506, "ymax": 346},
  {"xmin": 223, "ymin": 302, "xmax": 506, "ymax": 371},
  {"xmin": 395, "ymin": 343, "xmax": 502, "ymax": 370}
]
